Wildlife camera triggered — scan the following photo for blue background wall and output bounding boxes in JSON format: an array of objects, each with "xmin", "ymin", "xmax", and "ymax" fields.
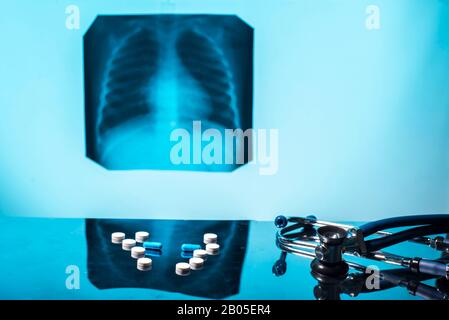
[{"xmin": 0, "ymin": 0, "xmax": 448, "ymax": 220}]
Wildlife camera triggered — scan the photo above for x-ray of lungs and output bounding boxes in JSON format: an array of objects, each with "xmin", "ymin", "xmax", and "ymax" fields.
[
  {"xmin": 84, "ymin": 15, "xmax": 254, "ymax": 171},
  {"xmin": 85, "ymin": 219, "xmax": 249, "ymax": 298}
]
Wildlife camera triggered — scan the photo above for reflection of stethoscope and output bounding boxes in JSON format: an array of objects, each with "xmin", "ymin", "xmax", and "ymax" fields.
[
  {"xmin": 273, "ymin": 214, "xmax": 449, "ymax": 300},
  {"xmin": 274, "ymin": 214, "xmax": 449, "ymax": 279},
  {"xmin": 273, "ymin": 248, "xmax": 449, "ymax": 300}
]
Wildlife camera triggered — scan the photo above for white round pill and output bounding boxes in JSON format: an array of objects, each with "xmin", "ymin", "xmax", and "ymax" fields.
[
  {"xmin": 203, "ymin": 233, "xmax": 218, "ymax": 244},
  {"xmin": 206, "ymin": 243, "xmax": 220, "ymax": 255},
  {"xmin": 111, "ymin": 232, "xmax": 125, "ymax": 244},
  {"xmin": 175, "ymin": 262, "xmax": 191, "ymax": 276},
  {"xmin": 135, "ymin": 231, "xmax": 149, "ymax": 243},
  {"xmin": 137, "ymin": 257, "xmax": 152, "ymax": 271},
  {"xmin": 193, "ymin": 249, "xmax": 208, "ymax": 260},
  {"xmin": 189, "ymin": 257, "xmax": 204, "ymax": 270},
  {"xmin": 131, "ymin": 246, "xmax": 145, "ymax": 259},
  {"xmin": 122, "ymin": 239, "xmax": 136, "ymax": 251}
]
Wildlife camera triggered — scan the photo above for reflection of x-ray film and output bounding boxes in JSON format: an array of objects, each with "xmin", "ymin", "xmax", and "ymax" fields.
[
  {"xmin": 84, "ymin": 15, "xmax": 254, "ymax": 171},
  {"xmin": 86, "ymin": 219, "xmax": 249, "ymax": 298}
]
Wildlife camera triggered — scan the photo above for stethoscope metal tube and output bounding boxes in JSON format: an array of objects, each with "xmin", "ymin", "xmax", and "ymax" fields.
[
  {"xmin": 277, "ymin": 230, "xmax": 449, "ymax": 276},
  {"xmin": 275, "ymin": 215, "xmax": 449, "ymax": 279},
  {"xmin": 276, "ymin": 241, "xmax": 367, "ymax": 273},
  {"xmin": 277, "ymin": 215, "xmax": 449, "ymax": 251}
]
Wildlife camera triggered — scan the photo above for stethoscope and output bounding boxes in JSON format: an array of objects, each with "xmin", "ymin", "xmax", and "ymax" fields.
[{"xmin": 274, "ymin": 214, "xmax": 449, "ymax": 279}]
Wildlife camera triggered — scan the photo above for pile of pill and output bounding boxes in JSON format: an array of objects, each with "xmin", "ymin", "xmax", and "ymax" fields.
[
  {"xmin": 111, "ymin": 230, "xmax": 220, "ymax": 275},
  {"xmin": 135, "ymin": 231, "xmax": 149, "ymax": 243},
  {"xmin": 122, "ymin": 239, "xmax": 136, "ymax": 251},
  {"xmin": 137, "ymin": 257, "xmax": 152, "ymax": 271},
  {"xmin": 111, "ymin": 232, "xmax": 125, "ymax": 244},
  {"xmin": 203, "ymin": 233, "xmax": 218, "ymax": 244},
  {"xmin": 111, "ymin": 231, "xmax": 160, "ymax": 270},
  {"xmin": 193, "ymin": 249, "xmax": 208, "ymax": 260},
  {"xmin": 174, "ymin": 232, "xmax": 220, "ymax": 276},
  {"xmin": 188, "ymin": 257, "xmax": 204, "ymax": 270},
  {"xmin": 175, "ymin": 262, "xmax": 191, "ymax": 276},
  {"xmin": 131, "ymin": 246, "xmax": 145, "ymax": 259},
  {"xmin": 206, "ymin": 243, "xmax": 220, "ymax": 255}
]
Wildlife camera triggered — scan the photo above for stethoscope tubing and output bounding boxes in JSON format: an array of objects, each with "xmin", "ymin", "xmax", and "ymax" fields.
[
  {"xmin": 280, "ymin": 215, "xmax": 449, "ymax": 251},
  {"xmin": 359, "ymin": 214, "xmax": 449, "ymax": 237},
  {"xmin": 365, "ymin": 224, "xmax": 449, "ymax": 252}
]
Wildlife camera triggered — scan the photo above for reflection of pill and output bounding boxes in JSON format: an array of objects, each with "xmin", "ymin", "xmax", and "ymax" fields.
[
  {"xmin": 122, "ymin": 239, "xmax": 136, "ymax": 251},
  {"xmin": 135, "ymin": 231, "xmax": 149, "ymax": 243},
  {"xmin": 206, "ymin": 243, "xmax": 220, "ymax": 255},
  {"xmin": 181, "ymin": 251, "xmax": 193, "ymax": 259},
  {"xmin": 181, "ymin": 244, "xmax": 201, "ymax": 252},
  {"xmin": 175, "ymin": 262, "xmax": 191, "ymax": 276},
  {"xmin": 193, "ymin": 249, "xmax": 208, "ymax": 260},
  {"xmin": 189, "ymin": 257, "xmax": 204, "ymax": 270},
  {"xmin": 203, "ymin": 233, "xmax": 218, "ymax": 244},
  {"xmin": 145, "ymin": 249, "xmax": 162, "ymax": 257},
  {"xmin": 111, "ymin": 232, "xmax": 125, "ymax": 244},
  {"xmin": 137, "ymin": 258, "xmax": 152, "ymax": 271},
  {"xmin": 131, "ymin": 246, "xmax": 145, "ymax": 259},
  {"xmin": 143, "ymin": 242, "xmax": 162, "ymax": 250}
]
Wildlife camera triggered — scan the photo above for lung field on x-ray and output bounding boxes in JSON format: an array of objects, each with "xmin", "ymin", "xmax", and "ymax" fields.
[
  {"xmin": 99, "ymin": 29, "xmax": 158, "ymax": 135},
  {"xmin": 84, "ymin": 15, "xmax": 253, "ymax": 170},
  {"xmin": 176, "ymin": 30, "xmax": 238, "ymax": 129}
]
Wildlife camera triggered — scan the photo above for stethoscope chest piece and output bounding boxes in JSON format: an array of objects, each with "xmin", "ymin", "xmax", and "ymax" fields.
[{"xmin": 311, "ymin": 225, "xmax": 349, "ymax": 278}]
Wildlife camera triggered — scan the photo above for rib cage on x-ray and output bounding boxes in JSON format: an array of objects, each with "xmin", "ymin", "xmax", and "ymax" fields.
[
  {"xmin": 98, "ymin": 29, "xmax": 158, "ymax": 136},
  {"xmin": 176, "ymin": 30, "xmax": 238, "ymax": 129},
  {"xmin": 97, "ymin": 24, "xmax": 239, "ymax": 141}
]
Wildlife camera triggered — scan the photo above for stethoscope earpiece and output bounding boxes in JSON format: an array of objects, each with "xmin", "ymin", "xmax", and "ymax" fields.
[{"xmin": 274, "ymin": 215, "xmax": 288, "ymax": 229}]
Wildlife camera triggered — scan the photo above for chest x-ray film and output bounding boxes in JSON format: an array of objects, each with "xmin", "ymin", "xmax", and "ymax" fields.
[
  {"xmin": 1, "ymin": 1, "xmax": 449, "ymax": 220},
  {"xmin": 84, "ymin": 15, "xmax": 253, "ymax": 171}
]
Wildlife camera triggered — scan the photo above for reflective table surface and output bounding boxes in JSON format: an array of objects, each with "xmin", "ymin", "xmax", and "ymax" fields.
[{"xmin": 0, "ymin": 217, "xmax": 446, "ymax": 300}]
